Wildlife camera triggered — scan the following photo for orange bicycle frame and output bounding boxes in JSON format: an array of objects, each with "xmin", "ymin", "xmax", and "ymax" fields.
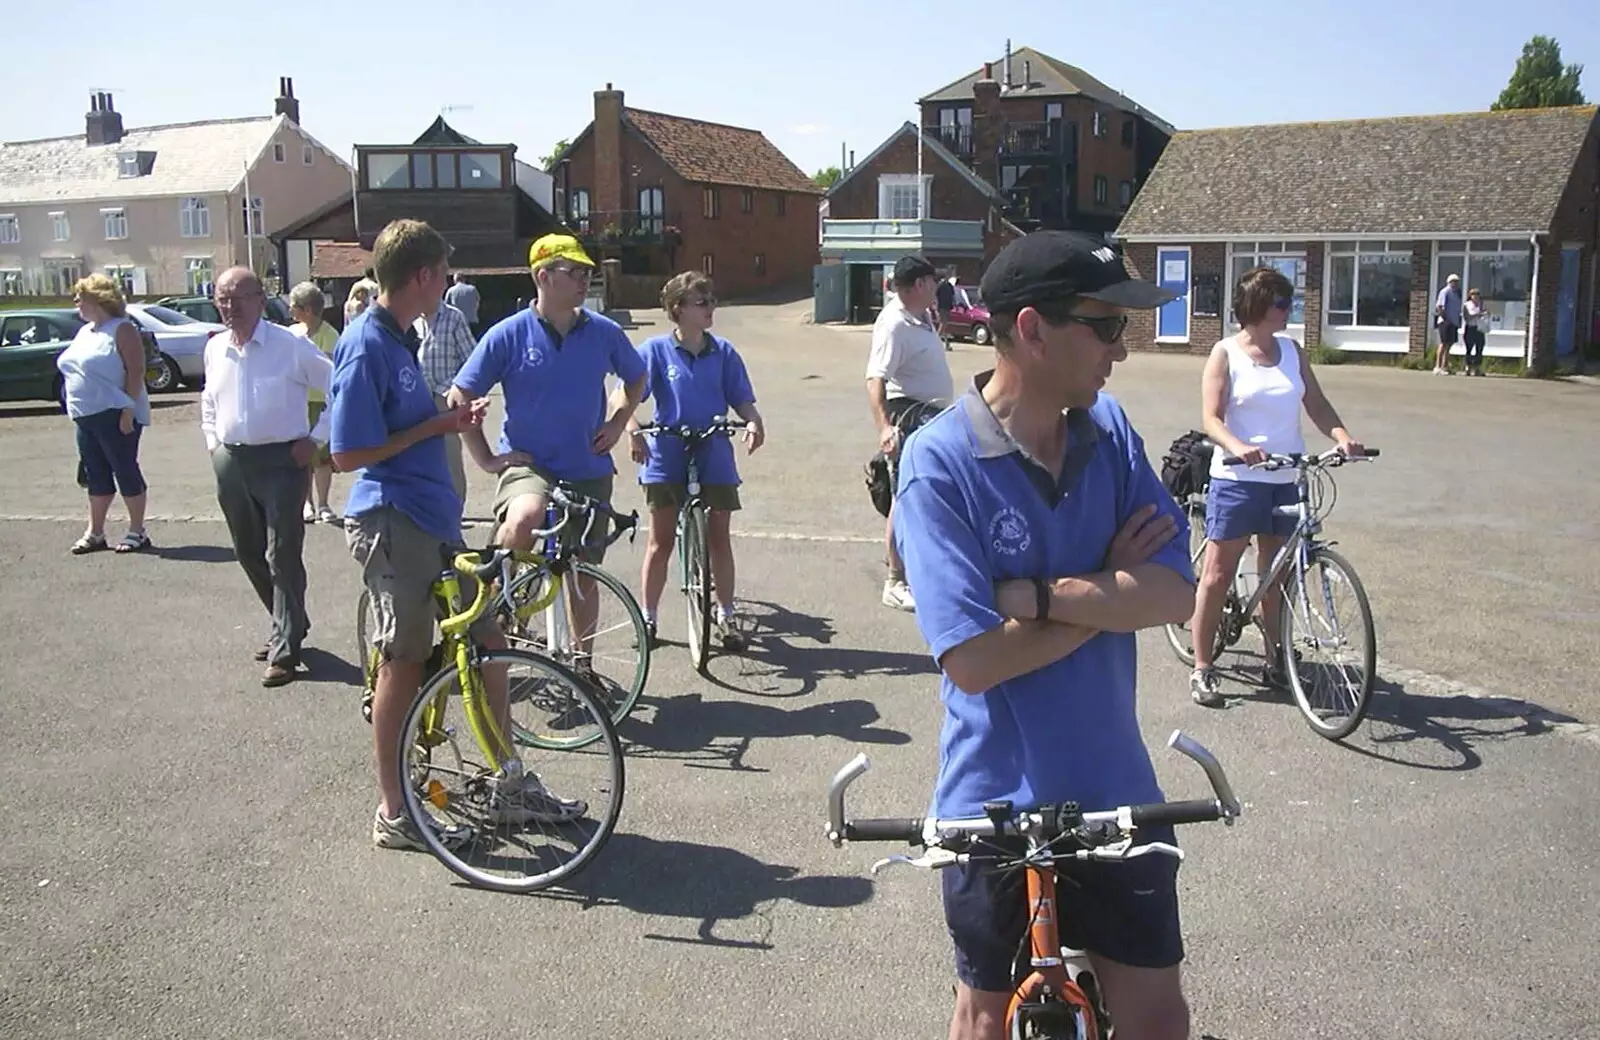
[{"xmin": 1005, "ymin": 860, "xmax": 1101, "ymax": 1038}]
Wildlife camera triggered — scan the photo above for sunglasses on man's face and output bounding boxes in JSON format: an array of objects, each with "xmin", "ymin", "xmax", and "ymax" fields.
[
  {"xmin": 551, "ymin": 264, "xmax": 593, "ymax": 281},
  {"xmin": 1035, "ymin": 308, "xmax": 1128, "ymax": 346}
]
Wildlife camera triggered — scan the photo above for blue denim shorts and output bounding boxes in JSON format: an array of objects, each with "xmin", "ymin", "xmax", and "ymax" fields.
[
  {"xmin": 1205, "ymin": 478, "xmax": 1297, "ymax": 541},
  {"xmin": 74, "ymin": 408, "xmax": 146, "ymax": 498}
]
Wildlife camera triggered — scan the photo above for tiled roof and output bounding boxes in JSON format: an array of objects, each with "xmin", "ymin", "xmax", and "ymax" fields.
[
  {"xmin": 624, "ymin": 109, "xmax": 824, "ymax": 195},
  {"xmin": 0, "ymin": 116, "xmax": 286, "ymax": 206},
  {"xmin": 309, "ymin": 242, "xmax": 372, "ymax": 280},
  {"xmin": 826, "ymin": 122, "xmax": 1003, "ymax": 202},
  {"xmin": 1116, "ymin": 105, "xmax": 1599, "ymax": 240},
  {"xmin": 919, "ymin": 46, "xmax": 1173, "ymax": 133}
]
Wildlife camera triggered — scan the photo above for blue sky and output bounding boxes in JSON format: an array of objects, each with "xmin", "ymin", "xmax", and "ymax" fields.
[{"xmin": 5, "ymin": 0, "xmax": 1595, "ymax": 180}]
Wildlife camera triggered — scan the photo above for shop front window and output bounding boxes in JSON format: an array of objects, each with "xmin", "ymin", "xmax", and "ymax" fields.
[
  {"xmin": 1434, "ymin": 239, "xmax": 1532, "ymax": 332},
  {"xmin": 1229, "ymin": 241, "xmax": 1306, "ymax": 326},
  {"xmin": 1327, "ymin": 241, "xmax": 1412, "ymax": 327}
]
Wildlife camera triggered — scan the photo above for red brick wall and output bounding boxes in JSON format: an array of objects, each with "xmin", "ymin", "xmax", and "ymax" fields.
[
  {"xmin": 1404, "ymin": 241, "xmax": 1431, "ymax": 358},
  {"xmin": 1122, "ymin": 241, "xmax": 1224, "ymax": 353},
  {"xmin": 1534, "ymin": 112, "xmax": 1600, "ymax": 370},
  {"xmin": 1295, "ymin": 241, "xmax": 1324, "ymax": 351}
]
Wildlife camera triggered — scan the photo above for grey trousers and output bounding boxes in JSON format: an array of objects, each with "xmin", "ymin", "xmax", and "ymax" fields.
[
  {"xmin": 434, "ymin": 394, "xmax": 467, "ymax": 506},
  {"xmin": 213, "ymin": 442, "xmax": 311, "ymax": 665}
]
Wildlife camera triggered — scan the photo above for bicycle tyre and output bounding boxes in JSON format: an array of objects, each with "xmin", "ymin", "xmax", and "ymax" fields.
[
  {"xmin": 1008, "ymin": 996, "xmax": 1100, "ymax": 1039},
  {"xmin": 1161, "ymin": 498, "xmax": 1208, "ymax": 666},
  {"xmin": 397, "ymin": 647, "xmax": 625, "ymax": 893},
  {"xmin": 356, "ymin": 588, "xmax": 381, "ymax": 722},
  {"xmin": 502, "ymin": 561, "xmax": 652, "ymax": 748},
  {"xmin": 682, "ymin": 502, "xmax": 712, "ymax": 673},
  {"xmin": 1280, "ymin": 547, "xmax": 1377, "ymax": 741}
]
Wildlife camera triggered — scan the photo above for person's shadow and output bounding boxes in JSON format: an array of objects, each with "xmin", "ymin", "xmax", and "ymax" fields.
[
  {"xmin": 296, "ymin": 647, "xmax": 363, "ymax": 687},
  {"xmin": 149, "ymin": 544, "xmax": 235, "ymax": 564},
  {"xmin": 542, "ymin": 832, "xmax": 873, "ymax": 949},
  {"xmin": 620, "ymin": 692, "xmax": 911, "ymax": 772}
]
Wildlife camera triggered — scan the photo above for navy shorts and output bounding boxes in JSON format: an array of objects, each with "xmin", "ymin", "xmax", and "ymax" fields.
[
  {"xmin": 1205, "ymin": 478, "xmax": 1297, "ymax": 542},
  {"xmin": 74, "ymin": 408, "xmax": 147, "ymax": 498},
  {"xmin": 941, "ymin": 825, "xmax": 1184, "ymax": 991},
  {"xmin": 1438, "ymin": 322, "xmax": 1459, "ymax": 347}
]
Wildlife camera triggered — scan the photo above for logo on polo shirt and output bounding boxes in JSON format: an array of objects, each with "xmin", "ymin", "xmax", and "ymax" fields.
[
  {"xmin": 666, "ymin": 363, "xmax": 685, "ymax": 383},
  {"xmin": 525, "ymin": 344, "xmax": 546, "ymax": 367},
  {"xmin": 989, "ymin": 507, "xmax": 1032, "ymax": 556},
  {"xmin": 398, "ymin": 366, "xmax": 418, "ymax": 394}
]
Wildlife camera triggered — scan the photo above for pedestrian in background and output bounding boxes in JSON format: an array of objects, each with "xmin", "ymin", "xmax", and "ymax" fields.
[
  {"xmin": 445, "ymin": 273, "xmax": 482, "ymax": 338},
  {"xmin": 415, "ymin": 294, "xmax": 477, "ymax": 506},
  {"xmin": 289, "ymin": 281, "xmax": 341, "ymax": 523}
]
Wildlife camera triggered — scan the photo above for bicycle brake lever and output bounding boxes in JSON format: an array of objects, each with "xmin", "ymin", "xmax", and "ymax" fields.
[
  {"xmin": 870, "ymin": 848, "xmax": 961, "ymax": 875},
  {"xmin": 1081, "ymin": 840, "xmax": 1184, "ymax": 863}
]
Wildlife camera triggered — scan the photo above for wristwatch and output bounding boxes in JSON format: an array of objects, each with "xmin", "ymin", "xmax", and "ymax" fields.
[{"xmin": 1034, "ymin": 579, "xmax": 1051, "ymax": 622}]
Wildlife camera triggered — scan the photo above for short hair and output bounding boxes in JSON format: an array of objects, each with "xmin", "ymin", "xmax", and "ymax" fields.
[
  {"xmin": 987, "ymin": 296, "xmax": 1080, "ymax": 349},
  {"xmin": 371, "ymin": 219, "xmax": 450, "ymax": 294},
  {"xmin": 1232, "ymin": 265, "xmax": 1295, "ymax": 326},
  {"xmin": 73, "ymin": 273, "xmax": 126, "ymax": 318},
  {"xmin": 287, "ymin": 281, "xmax": 325, "ymax": 315},
  {"xmin": 660, "ymin": 271, "xmax": 715, "ymax": 322},
  {"xmin": 892, "ymin": 255, "xmax": 937, "ymax": 290}
]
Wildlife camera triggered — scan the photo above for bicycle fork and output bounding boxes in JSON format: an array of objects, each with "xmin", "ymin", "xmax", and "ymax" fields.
[{"xmin": 1007, "ymin": 865, "xmax": 1104, "ymax": 1039}]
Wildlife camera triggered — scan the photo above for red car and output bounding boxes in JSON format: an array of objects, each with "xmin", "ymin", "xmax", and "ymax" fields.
[{"xmin": 939, "ymin": 285, "xmax": 991, "ymax": 345}]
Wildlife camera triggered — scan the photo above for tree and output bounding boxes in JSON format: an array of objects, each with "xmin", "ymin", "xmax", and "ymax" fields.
[
  {"xmin": 540, "ymin": 139, "xmax": 571, "ymax": 170},
  {"xmin": 1493, "ymin": 35, "xmax": 1585, "ymax": 110},
  {"xmin": 813, "ymin": 166, "xmax": 841, "ymax": 190}
]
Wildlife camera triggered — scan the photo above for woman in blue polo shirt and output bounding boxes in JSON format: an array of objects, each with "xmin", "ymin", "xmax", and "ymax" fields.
[{"xmin": 627, "ymin": 272, "xmax": 765, "ymax": 649}]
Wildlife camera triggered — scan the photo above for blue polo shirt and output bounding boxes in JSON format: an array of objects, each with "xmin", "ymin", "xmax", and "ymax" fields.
[
  {"xmin": 452, "ymin": 307, "xmax": 647, "ymax": 482},
  {"xmin": 329, "ymin": 305, "xmax": 461, "ymax": 542},
  {"xmin": 636, "ymin": 331, "xmax": 756, "ymax": 487},
  {"xmin": 894, "ymin": 372, "xmax": 1195, "ymax": 819}
]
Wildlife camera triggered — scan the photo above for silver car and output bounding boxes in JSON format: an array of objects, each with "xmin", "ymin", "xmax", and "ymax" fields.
[{"xmin": 126, "ymin": 303, "xmax": 223, "ymax": 392}]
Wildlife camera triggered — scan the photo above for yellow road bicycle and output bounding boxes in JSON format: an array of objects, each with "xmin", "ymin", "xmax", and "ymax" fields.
[
  {"xmin": 391, "ymin": 545, "xmax": 625, "ymax": 892},
  {"xmin": 359, "ymin": 485, "xmax": 651, "ymax": 751}
]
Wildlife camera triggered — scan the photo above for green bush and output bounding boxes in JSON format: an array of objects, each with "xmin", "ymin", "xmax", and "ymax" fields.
[{"xmin": 1306, "ymin": 344, "xmax": 1347, "ymax": 365}]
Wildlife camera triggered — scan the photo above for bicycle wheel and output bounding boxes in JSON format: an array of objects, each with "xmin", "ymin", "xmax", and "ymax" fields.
[
  {"xmin": 1161, "ymin": 497, "xmax": 1208, "ymax": 666},
  {"xmin": 1279, "ymin": 547, "xmax": 1376, "ymax": 740},
  {"xmin": 681, "ymin": 503, "xmax": 713, "ymax": 673},
  {"xmin": 356, "ymin": 588, "xmax": 381, "ymax": 722},
  {"xmin": 397, "ymin": 647, "xmax": 625, "ymax": 893},
  {"xmin": 502, "ymin": 561, "xmax": 652, "ymax": 747}
]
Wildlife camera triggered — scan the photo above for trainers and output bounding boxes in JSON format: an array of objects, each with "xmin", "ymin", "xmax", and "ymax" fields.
[
  {"xmin": 372, "ymin": 806, "xmax": 471, "ymax": 851},
  {"xmin": 882, "ymin": 579, "xmax": 916, "ymax": 612},
  {"xmin": 491, "ymin": 768, "xmax": 587, "ymax": 823},
  {"xmin": 717, "ymin": 611, "xmax": 746, "ymax": 650},
  {"xmin": 1190, "ymin": 668, "xmax": 1225, "ymax": 708}
]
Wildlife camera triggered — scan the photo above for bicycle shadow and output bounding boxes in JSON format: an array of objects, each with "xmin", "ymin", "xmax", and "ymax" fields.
[
  {"xmin": 619, "ymin": 692, "xmax": 911, "ymax": 772},
  {"xmin": 542, "ymin": 832, "xmax": 873, "ymax": 950},
  {"xmin": 692, "ymin": 599, "xmax": 937, "ymax": 699}
]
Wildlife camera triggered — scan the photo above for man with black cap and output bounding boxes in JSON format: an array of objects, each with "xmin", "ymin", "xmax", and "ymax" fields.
[
  {"xmin": 893, "ymin": 231, "xmax": 1198, "ymax": 1040},
  {"xmin": 865, "ymin": 254, "xmax": 954, "ymax": 611}
]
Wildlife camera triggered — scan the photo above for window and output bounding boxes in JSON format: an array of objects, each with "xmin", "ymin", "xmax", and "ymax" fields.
[
  {"xmin": 703, "ymin": 186, "xmax": 721, "ymax": 219},
  {"xmin": 740, "ymin": 188, "xmax": 753, "ymax": 214},
  {"xmin": 755, "ymin": 253, "xmax": 766, "ymax": 277},
  {"xmin": 700, "ymin": 253, "xmax": 715, "ymax": 276},
  {"xmin": 877, "ymin": 174, "xmax": 929, "ymax": 220},
  {"xmin": 1092, "ymin": 111, "xmax": 1107, "ymax": 137},
  {"xmin": 43, "ymin": 260, "xmax": 82, "ymax": 295},
  {"xmin": 302, "ymin": 144, "xmax": 314, "ymax": 166},
  {"xmin": 0, "ymin": 269, "xmax": 23, "ymax": 295},
  {"xmin": 366, "ymin": 153, "xmax": 409, "ymax": 189},
  {"xmin": 49, "ymin": 212, "xmax": 70, "ymax": 242},
  {"xmin": 569, "ymin": 188, "xmax": 591, "ymax": 230},
  {"xmin": 776, "ymin": 193, "xmax": 787, "ymax": 216},
  {"xmin": 459, "ymin": 152, "xmax": 502, "ymax": 189},
  {"xmin": 1118, "ymin": 180, "xmax": 1133, "ymax": 208},
  {"xmin": 0, "ymin": 215, "xmax": 17, "ymax": 244},
  {"xmin": 241, "ymin": 196, "xmax": 264, "ymax": 236},
  {"xmin": 1434, "ymin": 239, "xmax": 1533, "ymax": 332},
  {"xmin": 1046, "ymin": 102, "xmax": 1063, "ymax": 122},
  {"xmin": 180, "ymin": 197, "xmax": 210, "ymax": 238},
  {"xmin": 1230, "ymin": 242, "xmax": 1308, "ymax": 326},
  {"xmin": 272, "ymin": 142, "xmax": 286, "ymax": 163},
  {"xmin": 1121, "ymin": 120, "xmax": 1135, "ymax": 147},
  {"xmin": 104, "ymin": 264, "xmax": 137, "ymax": 295},
  {"xmin": 411, "ymin": 152, "xmax": 434, "ymax": 189},
  {"xmin": 186, "ymin": 257, "xmax": 214, "ymax": 295},
  {"xmin": 1327, "ymin": 241, "xmax": 1413, "ymax": 327},
  {"xmin": 1093, "ymin": 175, "xmax": 1108, "ymax": 205},
  {"xmin": 118, "ymin": 153, "xmax": 141, "ymax": 178},
  {"xmin": 637, "ymin": 186, "xmax": 664, "ymax": 234},
  {"xmin": 435, "ymin": 153, "xmax": 457, "ymax": 189},
  {"xmin": 102, "ymin": 208, "xmax": 128, "ymax": 240}
]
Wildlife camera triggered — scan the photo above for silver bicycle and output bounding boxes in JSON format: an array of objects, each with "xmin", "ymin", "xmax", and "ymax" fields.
[{"xmin": 1163, "ymin": 446, "xmax": 1380, "ymax": 740}]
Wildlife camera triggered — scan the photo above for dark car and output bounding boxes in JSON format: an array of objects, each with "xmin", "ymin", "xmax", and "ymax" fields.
[
  {"xmin": 156, "ymin": 294, "xmax": 293, "ymax": 326},
  {"xmin": 0, "ymin": 309, "xmax": 160, "ymax": 409}
]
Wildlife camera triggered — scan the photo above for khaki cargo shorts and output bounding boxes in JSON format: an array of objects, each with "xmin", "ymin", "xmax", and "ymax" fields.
[
  {"xmin": 346, "ymin": 505, "xmax": 499, "ymax": 664},
  {"xmin": 642, "ymin": 482, "xmax": 741, "ymax": 512},
  {"xmin": 493, "ymin": 463, "xmax": 616, "ymax": 564}
]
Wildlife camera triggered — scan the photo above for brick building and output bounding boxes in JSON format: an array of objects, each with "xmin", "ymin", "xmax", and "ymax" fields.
[
  {"xmin": 1115, "ymin": 106, "xmax": 1600, "ymax": 373},
  {"xmin": 817, "ymin": 43, "xmax": 1173, "ymax": 322},
  {"xmin": 551, "ymin": 85, "xmax": 823, "ymax": 307}
]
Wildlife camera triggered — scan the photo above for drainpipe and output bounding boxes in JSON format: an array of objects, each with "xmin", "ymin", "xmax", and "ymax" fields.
[{"xmin": 1526, "ymin": 234, "xmax": 1541, "ymax": 371}]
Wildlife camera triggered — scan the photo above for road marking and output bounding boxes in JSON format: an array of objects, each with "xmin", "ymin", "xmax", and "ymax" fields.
[{"xmin": 3, "ymin": 511, "xmax": 1592, "ymax": 745}]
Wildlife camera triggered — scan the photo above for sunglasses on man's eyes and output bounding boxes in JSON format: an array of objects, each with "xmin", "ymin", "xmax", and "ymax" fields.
[{"xmin": 1035, "ymin": 309, "xmax": 1129, "ymax": 346}]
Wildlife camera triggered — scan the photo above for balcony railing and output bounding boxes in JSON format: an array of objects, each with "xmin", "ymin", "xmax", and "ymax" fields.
[
  {"xmin": 571, "ymin": 210, "xmax": 683, "ymax": 247},
  {"xmin": 1001, "ymin": 121, "xmax": 1075, "ymax": 159},
  {"xmin": 922, "ymin": 124, "xmax": 973, "ymax": 157}
]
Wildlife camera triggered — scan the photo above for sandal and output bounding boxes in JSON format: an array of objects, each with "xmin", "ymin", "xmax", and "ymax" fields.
[
  {"xmin": 70, "ymin": 533, "xmax": 108, "ymax": 555},
  {"xmin": 115, "ymin": 530, "xmax": 152, "ymax": 553}
]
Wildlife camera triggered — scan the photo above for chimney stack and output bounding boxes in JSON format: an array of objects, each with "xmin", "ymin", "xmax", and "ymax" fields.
[
  {"xmin": 593, "ymin": 83, "xmax": 626, "ymax": 217},
  {"xmin": 85, "ymin": 92, "xmax": 125, "ymax": 147},
  {"xmin": 973, "ymin": 64, "xmax": 1004, "ymax": 189},
  {"xmin": 273, "ymin": 76, "xmax": 300, "ymax": 124},
  {"xmin": 1003, "ymin": 39, "xmax": 1013, "ymax": 90}
]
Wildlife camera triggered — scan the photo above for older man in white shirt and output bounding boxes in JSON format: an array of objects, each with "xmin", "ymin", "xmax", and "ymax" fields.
[{"xmin": 200, "ymin": 266, "xmax": 334, "ymax": 687}]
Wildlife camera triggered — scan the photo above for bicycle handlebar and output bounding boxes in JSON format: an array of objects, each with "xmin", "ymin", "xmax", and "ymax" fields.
[
  {"xmin": 1220, "ymin": 445, "xmax": 1380, "ymax": 469},
  {"xmin": 548, "ymin": 484, "xmax": 639, "ymax": 550},
  {"xmin": 632, "ymin": 418, "xmax": 747, "ymax": 445},
  {"xmin": 825, "ymin": 730, "xmax": 1242, "ymax": 856}
]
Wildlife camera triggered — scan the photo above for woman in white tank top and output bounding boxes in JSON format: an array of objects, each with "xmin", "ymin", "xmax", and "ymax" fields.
[{"xmin": 1188, "ymin": 267, "xmax": 1364, "ymax": 707}]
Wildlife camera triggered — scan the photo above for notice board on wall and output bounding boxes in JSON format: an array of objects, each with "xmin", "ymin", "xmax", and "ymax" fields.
[{"xmin": 1192, "ymin": 273, "xmax": 1222, "ymax": 317}]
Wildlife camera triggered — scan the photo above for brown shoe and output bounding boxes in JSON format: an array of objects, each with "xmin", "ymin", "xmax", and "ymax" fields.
[{"xmin": 261, "ymin": 662, "xmax": 298, "ymax": 687}]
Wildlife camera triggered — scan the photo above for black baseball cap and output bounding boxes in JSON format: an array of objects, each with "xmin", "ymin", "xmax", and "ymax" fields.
[
  {"xmin": 980, "ymin": 231, "xmax": 1177, "ymax": 313},
  {"xmin": 892, "ymin": 254, "xmax": 938, "ymax": 286}
]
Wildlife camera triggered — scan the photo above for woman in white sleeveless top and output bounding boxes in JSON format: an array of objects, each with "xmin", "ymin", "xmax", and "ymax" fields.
[{"xmin": 1189, "ymin": 267, "xmax": 1363, "ymax": 707}]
